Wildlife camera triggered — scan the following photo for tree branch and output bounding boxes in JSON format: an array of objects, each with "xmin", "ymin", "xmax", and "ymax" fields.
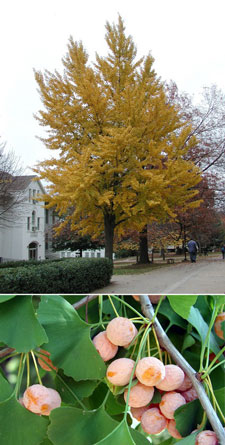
[
  {"xmin": 139, "ymin": 295, "xmax": 225, "ymax": 444},
  {"xmin": 72, "ymin": 295, "xmax": 99, "ymax": 310},
  {"xmin": 0, "ymin": 347, "xmax": 15, "ymax": 358}
]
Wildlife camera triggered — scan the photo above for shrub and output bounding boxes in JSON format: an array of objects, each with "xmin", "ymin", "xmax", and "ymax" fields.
[
  {"xmin": 0, "ymin": 258, "xmax": 113, "ymax": 293},
  {"xmin": 0, "ymin": 258, "xmax": 65, "ymax": 269}
]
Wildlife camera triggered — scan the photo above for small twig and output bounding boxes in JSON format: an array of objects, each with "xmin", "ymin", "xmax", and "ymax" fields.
[
  {"xmin": 0, "ymin": 347, "xmax": 15, "ymax": 358},
  {"xmin": 139, "ymin": 295, "xmax": 225, "ymax": 445},
  {"xmin": 85, "ymin": 296, "xmax": 90, "ymax": 323},
  {"xmin": 72, "ymin": 295, "xmax": 99, "ymax": 310}
]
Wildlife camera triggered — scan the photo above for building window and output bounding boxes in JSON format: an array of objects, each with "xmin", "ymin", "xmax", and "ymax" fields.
[
  {"xmin": 37, "ymin": 217, "xmax": 40, "ymax": 230},
  {"xmin": 33, "ymin": 190, "xmax": 37, "ymax": 204},
  {"xmin": 28, "ymin": 242, "xmax": 38, "ymax": 260},
  {"xmin": 32, "ymin": 211, "xmax": 36, "ymax": 226},
  {"xmin": 45, "ymin": 209, "xmax": 49, "ymax": 224},
  {"xmin": 27, "ymin": 217, "xmax": 30, "ymax": 230},
  {"xmin": 45, "ymin": 233, "xmax": 49, "ymax": 250}
]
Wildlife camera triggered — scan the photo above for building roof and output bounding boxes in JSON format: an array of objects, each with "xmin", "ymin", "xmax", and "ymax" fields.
[{"xmin": 9, "ymin": 175, "xmax": 36, "ymax": 190}]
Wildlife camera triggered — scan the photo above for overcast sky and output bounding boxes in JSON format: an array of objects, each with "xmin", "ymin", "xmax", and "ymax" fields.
[{"xmin": 1, "ymin": 0, "xmax": 225, "ymax": 173}]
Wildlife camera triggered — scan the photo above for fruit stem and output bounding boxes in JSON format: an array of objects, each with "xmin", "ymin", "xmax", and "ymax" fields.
[
  {"xmin": 14, "ymin": 353, "xmax": 26, "ymax": 398},
  {"xmin": 147, "ymin": 332, "xmax": 150, "ymax": 356},
  {"xmin": 120, "ymin": 296, "xmax": 127, "ymax": 318},
  {"xmin": 151, "ymin": 295, "xmax": 165, "ymax": 322},
  {"xmin": 0, "ymin": 351, "xmax": 19, "ymax": 364},
  {"xmin": 201, "ymin": 345, "xmax": 225, "ymax": 378},
  {"xmin": 108, "ymin": 295, "xmax": 120, "ymax": 317},
  {"xmin": 199, "ymin": 303, "xmax": 218, "ymax": 372},
  {"xmin": 98, "ymin": 295, "xmax": 104, "ymax": 328},
  {"xmin": 101, "ymin": 389, "xmax": 110, "ymax": 407},
  {"xmin": 109, "ymin": 295, "xmax": 147, "ymax": 322},
  {"xmin": 26, "ymin": 353, "xmax": 30, "ymax": 388},
  {"xmin": 152, "ymin": 325, "xmax": 163, "ymax": 362},
  {"xmin": 30, "ymin": 350, "xmax": 42, "ymax": 385},
  {"xmin": 205, "ymin": 375, "xmax": 225, "ymax": 423}
]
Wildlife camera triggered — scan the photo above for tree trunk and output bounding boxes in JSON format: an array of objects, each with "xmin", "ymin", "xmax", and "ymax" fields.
[
  {"xmin": 79, "ymin": 249, "xmax": 82, "ymax": 257},
  {"xmin": 139, "ymin": 226, "xmax": 150, "ymax": 263},
  {"xmin": 104, "ymin": 213, "xmax": 115, "ymax": 260}
]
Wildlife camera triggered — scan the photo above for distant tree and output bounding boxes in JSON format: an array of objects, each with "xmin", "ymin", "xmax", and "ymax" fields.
[
  {"xmin": 0, "ymin": 139, "xmax": 25, "ymax": 227},
  {"xmin": 52, "ymin": 221, "xmax": 104, "ymax": 257},
  {"xmin": 34, "ymin": 16, "xmax": 201, "ymax": 260}
]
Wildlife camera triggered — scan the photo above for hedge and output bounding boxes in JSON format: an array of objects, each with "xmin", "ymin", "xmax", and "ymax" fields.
[
  {"xmin": 0, "ymin": 258, "xmax": 113, "ymax": 293},
  {"xmin": 0, "ymin": 258, "xmax": 66, "ymax": 269}
]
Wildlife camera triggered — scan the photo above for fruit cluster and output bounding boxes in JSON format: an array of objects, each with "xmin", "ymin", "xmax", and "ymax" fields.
[
  {"xmin": 92, "ymin": 313, "xmax": 223, "ymax": 443},
  {"xmin": 92, "ymin": 315, "xmax": 200, "ymax": 439}
]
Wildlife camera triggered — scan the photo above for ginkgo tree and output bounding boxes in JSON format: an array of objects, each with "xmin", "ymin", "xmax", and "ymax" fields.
[
  {"xmin": 0, "ymin": 295, "xmax": 225, "ymax": 445},
  {"xmin": 34, "ymin": 16, "xmax": 202, "ymax": 260}
]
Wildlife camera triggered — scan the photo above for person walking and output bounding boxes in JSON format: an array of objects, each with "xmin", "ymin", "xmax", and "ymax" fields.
[
  {"xmin": 187, "ymin": 239, "xmax": 198, "ymax": 263},
  {"xmin": 221, "ymin": 245, "xmax": 225, "ymax": 259}
]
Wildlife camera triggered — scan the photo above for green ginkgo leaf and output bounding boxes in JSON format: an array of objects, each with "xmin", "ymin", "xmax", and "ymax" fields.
[
  {"xmin": 48, "ymin": 405, "xmax": 118, "ymax": 445},
  {"xmin": 0, "ymin": 395, "xmax": 48, "ymax": 445},
  {"xmin": 94, "ymin": 420, "xmax": 135, "ymax": 444},
  {"xmin": 0, "ymin": 295, "xmax": 17, "ymax": 303},
  {"xmin": 168, "ymin": 296, "xmax": 198, "ymax": 320},
  {"xmin": 37, "ymin": 295, "xmax": 106, "ymax": 380},
  {"xmin": 0, "ymin": 373, "xmax": 13, "ymax": 401},
  {"xmin": 0, "ymin": 296, "xmax": 48, "ymax": 352}
]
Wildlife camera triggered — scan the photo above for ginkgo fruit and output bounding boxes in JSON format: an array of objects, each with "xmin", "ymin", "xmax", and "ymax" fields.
[
  {"xmin": 38, "ymin": 349, "xmax": 58, "ymax": 372},
  {"xmin": 136, "ymin": 357, "xmax": 165, "ymax": 386},
  {"xmin": 159, "ymin": 391, "xmax": 186, "ymax": 419},
  {"xmin": 124, "ymin": 382, "xmax": 154, "ymax": 407},
  {"xmin": 130, "ymin": 405, "xmax": 150, "ymax": 421},
  {"xmin": 214, "ymin": 312, "xmax": 225, "ymax": 340},
  {"xmin": 167, "ymin": 419, "xmax": 182, "ymax": 439},
  {"xmin": 182, "ymin": 387, "xmax": 198, "ymax": 402},
  {"xmin": 156, "ymin": 364, "xmax": 184, "ymax": 391},
  {"xmin": 141, "ymin": 407, "xmax": 168, "ymax": 435},
  {"xmin": 106, "ymin": 317, "xmax": 137, "ymax": 346},
  {"xmin": 23, "ymin": 384, "xmax": 61, "ymax": 416},
  {"xmin": 177, "ymin": 374, "xmax": 193, "ymax": 392},
  {"xmin": 148, "ymin": 295, "xmax": 166, "ymax": 304},
  {"xmin": 106, "ymin": 358, "xmax": 135, "ymax": 386},
  {"xmin": 92, "ymin": 331, "xmax": 118, "ymax": 361},
  {"xmin": 195, "ymin": 430, "xmax": 218, "ymax": 445},
  {"xmin": 123, "ymin": 325, "xmax": 138, "ymax": 348}
]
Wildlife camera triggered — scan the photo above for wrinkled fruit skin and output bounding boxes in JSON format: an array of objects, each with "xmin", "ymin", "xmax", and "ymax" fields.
[
  {"xmin": 136, "ymin": 356, "xmax": 165, "ymax": 386},
  {"xmin": 195, "ymin": 430, "xmax": 218, "ymax": 445},
  {"xmin": 124, "ymin": 382, "xmax": 154, "ymax": 407},
  {"xmin": 106, "ymin": 358, "xmax": 135, "ymax": 386},
  {"xmin": 156, "ymin": 364, "xmax": 184, "ymax": 391},
  {"xmin": 159, "ymin": 391, "xmax": 186, "ymax": 419},
  {"xmin": 177, "ymin": 374, "xmax": 193, "ymax": 392},
  {"xmin": 182, "ymin": 387, "xmax": 198, "ymax": 402},
  {"xmin": 214, "ymin": 312, "xmax": 225, "ymax": 340},
  {"xmin": 23, "ymin": 384, "xmax": 61, "ymax": 416},
  {"xmin": 130, "ymin": 405, "xmax": 150, "ymax": 421},
  {"xmin": 92, "ymin": 331, "xmax": 118, "ymax": 361},
  {"xmin": 38, "ymin": 349, "xmax": 58, "ymax": 372},
  {"xmin": 141, "ymin": 407, "xmax": 168, "ymax": 434},
  {"xmin": 106, "ymin": 317, "xmax": 137, "ymax": 346}
]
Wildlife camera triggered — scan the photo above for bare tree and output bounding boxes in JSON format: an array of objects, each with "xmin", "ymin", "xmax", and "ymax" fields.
[{"xmin": 0, "ymin": 138, "xmax": 26, "ymax": 227}]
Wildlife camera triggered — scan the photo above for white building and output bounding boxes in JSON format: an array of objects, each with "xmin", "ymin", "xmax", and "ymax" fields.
[{"xmin": 0, "ymin": 175, "xmax": 56, "ymax": 262}]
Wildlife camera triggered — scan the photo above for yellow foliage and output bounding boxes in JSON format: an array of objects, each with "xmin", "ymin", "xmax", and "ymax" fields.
[{"xmin": 34, "ymin": 16, "xmax": 202, "ymax": 257}]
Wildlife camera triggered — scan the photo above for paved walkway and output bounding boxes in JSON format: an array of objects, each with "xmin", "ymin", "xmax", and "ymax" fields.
[{"xmin": 94, "ymin": 256, "xmax": 225, "ymax": 294}]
